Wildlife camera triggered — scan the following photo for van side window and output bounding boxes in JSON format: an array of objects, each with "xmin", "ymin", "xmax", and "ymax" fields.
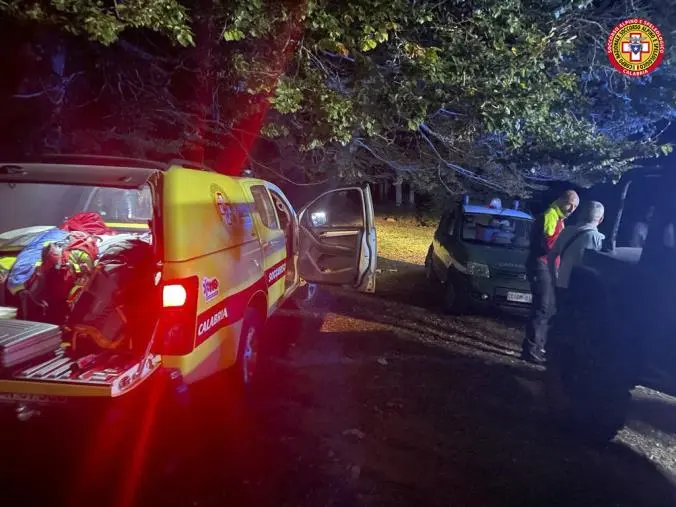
[
  {"xmin": 251, "ymin": 185, "xmax": 279, "ymax": 230},
  {"xmin": 271, "ymin": 189, "xmax": 295, "ymax": 255},
  {"xmin": 270, "ymin": 191, "xmax": 291, "ymax": 231},
  {"xmin": 307, "ymin": 189, "xmax": 363, "ymax": 228}
]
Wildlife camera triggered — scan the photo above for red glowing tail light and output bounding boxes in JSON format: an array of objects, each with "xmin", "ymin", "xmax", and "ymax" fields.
[
  {"xmin": 154, "ymin": 276, "xmax": 198, "ymax": 356},
  {"xmin": 163, "ymin": 284, "xmax": 188, "ymax": 307}
]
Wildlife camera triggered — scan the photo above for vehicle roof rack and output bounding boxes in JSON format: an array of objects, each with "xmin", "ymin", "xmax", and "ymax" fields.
[
  {"xmin": 166, "ymin": 158, "xmax": 214, "ymax": 172},
  {"xmin": 9, "ymin": 154, "xmax": 218, "ymax": 173},
  {"xmin": 12, "ymin": 154, "xmax": 167, "ymax": 171}
]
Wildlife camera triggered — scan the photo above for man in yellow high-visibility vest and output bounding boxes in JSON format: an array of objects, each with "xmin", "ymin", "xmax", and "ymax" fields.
[{"xmin": 522, "ymin": 190, "xmax": 579, "ymax": 364}]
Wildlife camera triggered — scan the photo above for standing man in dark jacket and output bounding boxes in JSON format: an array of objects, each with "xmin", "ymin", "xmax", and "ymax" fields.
[{"xmin": 521, "ymin": 190, "xmax": 579, "ymax": 364}]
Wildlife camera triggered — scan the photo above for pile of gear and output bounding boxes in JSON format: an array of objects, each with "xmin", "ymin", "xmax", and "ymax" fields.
[{"xmin": 0, "ymin": 212, "xmax": 157, "ymax": 365}]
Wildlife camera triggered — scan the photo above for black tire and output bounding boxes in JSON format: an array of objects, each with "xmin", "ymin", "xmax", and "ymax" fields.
[
  {"xmin": 424, "ymin": 246, "xmax": 437, "ymax": 282},
  {"xmin": 547, "ymin": 307, "xmax": 631, "ymax": 443},
  {"xmin": 263, "ymin": 297, "xmax": 300, "ymax": 359},
  {"xmin": 235, "ymin": 308, "xmax": 265, "ymax": 394},
  {"xmin": 442, "ymin": 279, "xmax": 467, "ymax": 314}
]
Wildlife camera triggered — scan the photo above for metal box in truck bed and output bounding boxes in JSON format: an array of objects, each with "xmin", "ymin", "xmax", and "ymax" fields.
[{"xmin": 0, "ymin": 320, "xmax": 62, "ymax": 368}]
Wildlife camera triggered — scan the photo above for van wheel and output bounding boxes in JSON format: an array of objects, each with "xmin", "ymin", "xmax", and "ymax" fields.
[
  {"xmin": 547, "ymin": 309, "xmax": 631, "ymax": 442},
  {"xmin": 442, "ymin": 280, "xmax": 466, "ymax": 314},
  {"xmin": 552, "ymin": 347, "xmax": 630, "ymax": 442},
  {"xmin": 236, "ymin": 309, "xmax": 264, "ymax": 392},
  {"xmin": 424, "ymin": 246, "xmax": 436, "ymax": 282}
]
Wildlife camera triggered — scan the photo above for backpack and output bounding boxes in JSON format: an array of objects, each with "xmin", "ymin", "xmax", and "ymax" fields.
[
  {"xmin": 68, "ymin": 239, "xmax": 156, "ymax": 353},
  {"xmin": 20, "ymin": 231, "xmax": 99, "ymax": 324}
]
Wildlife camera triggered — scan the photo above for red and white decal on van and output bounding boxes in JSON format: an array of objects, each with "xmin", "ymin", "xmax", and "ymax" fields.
[
  {"xmin": 201, "ymin": 276, "xmax": 220, "ymax": 302},
  {"xmin": 192, "ymin": 258, "xmax": 287, "ymax": 347},
  {"xmin": 194, "ymin": 278, "xmax": 265, "ymax": 346},
  {"xmin": 197, "ymin": 306, "xmax": 228, "ymax": 338},
  {"xmin": 266, "ymin": 259, "xmax": 287, "ymax": 286}
]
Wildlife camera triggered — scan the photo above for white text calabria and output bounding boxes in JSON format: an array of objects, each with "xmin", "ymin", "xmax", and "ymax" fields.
[{"xmin": 198, "ymin": 308, "xmax": 228, "ymax": 337}]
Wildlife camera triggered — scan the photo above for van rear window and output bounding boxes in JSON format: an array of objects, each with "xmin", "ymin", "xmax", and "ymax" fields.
[{"xmin": 0, "ymin": 182, "xmax": 152, "ymax": 236}]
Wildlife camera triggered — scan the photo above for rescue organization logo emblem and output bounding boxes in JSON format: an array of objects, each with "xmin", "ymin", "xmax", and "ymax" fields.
[
  {"xmin": 210, "ymin": 184, "xmax": 235, "ymax": 227},
  {"xmin": 606, "ymin": 18, "xmax": 665, "ymax": 77},
  {"xmin": 202, "ymin": 276, "xmax": 220, "ymax": 302},
  {"xmin": 215, "ymin": 192, "xmax": 233, "ymax": 226}
]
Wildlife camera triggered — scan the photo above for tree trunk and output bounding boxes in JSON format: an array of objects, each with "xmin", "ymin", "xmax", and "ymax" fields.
[
  {"xmin": 395, "ymin": 182, "xmax": 403, "ymax": 207},
  {"xmin": 409, "ymin": 188, "xmax": 415, "ymax": 206},
  {"xmin": 45, "ymin": 41, "xmax": 67, "ymax": 152},
  {"xmin": 604, "ymin": 177, "xmax": 632, "ymax": 252}
]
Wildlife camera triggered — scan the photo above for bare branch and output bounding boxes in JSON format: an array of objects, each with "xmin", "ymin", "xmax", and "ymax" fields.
[
  {"xmin": 319, "ymin": 50, "xmax": 356, "ymax": 63},
  {"xmin": 419, "ymin": 124, "xmax": 505, "ymax": 192},
  {"xmin": 13, "ymin": 90, "xmax": 48, "ymax": 99}
]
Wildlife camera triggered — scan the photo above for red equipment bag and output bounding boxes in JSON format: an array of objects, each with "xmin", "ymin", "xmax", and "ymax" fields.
[{"xmin": 62, "ymin": 212, "xmax": 113, "ymax": 236}]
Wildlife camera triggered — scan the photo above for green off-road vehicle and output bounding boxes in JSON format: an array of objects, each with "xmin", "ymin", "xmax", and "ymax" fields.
[
  {"xmin": 547, "ymin": 166, "xmax": 676, "ymax": 441},
  {"xmin": 425, "ymin": 197, "xmax": 534, "ymax": 314}
]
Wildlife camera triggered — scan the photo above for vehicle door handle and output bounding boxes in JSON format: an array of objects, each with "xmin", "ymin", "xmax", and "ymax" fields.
[{"xmin": 319, "ymin": 230, "xmax": 359, "ymax": 238}]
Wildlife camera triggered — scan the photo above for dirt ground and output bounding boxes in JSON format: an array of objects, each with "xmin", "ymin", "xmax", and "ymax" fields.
[
  {"xmin": 5, "ymin": 217, "xmax": 676, "ymax": 507},
  {"xmin": 154, "ymin": 216, "xmax": 676, "ymax": 507}
]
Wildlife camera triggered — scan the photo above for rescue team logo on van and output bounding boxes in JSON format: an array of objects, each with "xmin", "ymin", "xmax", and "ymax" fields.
[
  {"xmin": 216, "ymin": 192, "xmax": 232, "ymax": 226},
  {"xmin": 194, "ymin": 259, "xmax": 289, "ymax": 345},
  {"xmin": 211, "ymin": 183, "xmax": 236, "ymax": 227},
  {"xmin": 195, "ymin": 279, "xmax": 260, "ymax": 344},
  {"xmin": 202, "ymin": 277, "xmax": 220, "ymax": 302},
  {"xmin": 215, "ymin": 191, "xmax": 234, "ymax": 226}
]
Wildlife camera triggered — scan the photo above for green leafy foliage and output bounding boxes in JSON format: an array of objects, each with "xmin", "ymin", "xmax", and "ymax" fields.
[
  {"xmin": 2, "ymin": 0, "xmax": 675, "ymax": 194},
  {"xmin": 0, "ymin": 0, "xmax": 193, "ymax": 45},
  {"xmin": 213, "ymin": 0, "xmax": 676, "ymax": 193}
]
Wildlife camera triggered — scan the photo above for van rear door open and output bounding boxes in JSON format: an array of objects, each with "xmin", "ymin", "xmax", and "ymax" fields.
[{"xmin": 0, "ymin": 161, "xmax": 163, "ymax": 403}]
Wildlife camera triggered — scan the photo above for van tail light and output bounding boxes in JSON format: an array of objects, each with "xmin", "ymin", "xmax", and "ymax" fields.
[
  {"xmin": 153, "ymin": 276, "xmax": 198, "ymax": 356},
  {"xmin": 163, "ymin": 284, "xmax": 188, "ymax": 307}
]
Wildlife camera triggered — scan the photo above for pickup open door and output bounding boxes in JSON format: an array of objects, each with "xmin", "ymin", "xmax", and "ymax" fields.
[{"xmin": 298, "ymin": 185, "xmax": 377, "ymax": 293}]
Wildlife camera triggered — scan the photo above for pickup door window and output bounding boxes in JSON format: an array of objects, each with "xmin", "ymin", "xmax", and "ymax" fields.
[
  {"xmin": 298, "ymin": 186, "xmax": 377, "ymax": 293},
  {"xmin": 248, "ymin": 185, "xmax": 287, "ymax": 295},
  {"xmin": 268, "ymin": 187, "xmax": 299, "ymax": 293},
  {"xmin": 250, "ymin": 185, "xmax": 280, "ymax": 230}
]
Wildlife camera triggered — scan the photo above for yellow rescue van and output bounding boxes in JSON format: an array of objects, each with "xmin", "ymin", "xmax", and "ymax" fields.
[{"xmin": 0, "ymin": 155, "xmax": 377, "ymax": 420}]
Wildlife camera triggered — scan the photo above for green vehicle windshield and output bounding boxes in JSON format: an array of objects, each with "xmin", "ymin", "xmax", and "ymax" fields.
[{"xmin": 461, "ymin": 212, "xmax": 532, "ymax": 249}]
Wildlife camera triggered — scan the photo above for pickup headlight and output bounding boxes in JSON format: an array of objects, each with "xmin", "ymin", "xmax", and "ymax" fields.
[{"xmin": 467, "ymin": 261, "xmax": 490, "ymax": 278}]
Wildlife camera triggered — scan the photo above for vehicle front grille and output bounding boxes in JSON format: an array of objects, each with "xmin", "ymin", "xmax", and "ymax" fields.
[{"xmin": 492, "ymin": 268, "xmax": 527, "ymax": 281}]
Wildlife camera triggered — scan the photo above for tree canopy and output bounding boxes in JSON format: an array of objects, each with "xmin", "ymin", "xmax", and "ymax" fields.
[{"xmin": 1, "ymin": 0, "xmax": 674, "ymax": 197}]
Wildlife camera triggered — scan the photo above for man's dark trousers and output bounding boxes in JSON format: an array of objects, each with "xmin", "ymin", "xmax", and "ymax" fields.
[{"xmin": 522, "ymin": 259, "xmax": 556, "ymax": 362}]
